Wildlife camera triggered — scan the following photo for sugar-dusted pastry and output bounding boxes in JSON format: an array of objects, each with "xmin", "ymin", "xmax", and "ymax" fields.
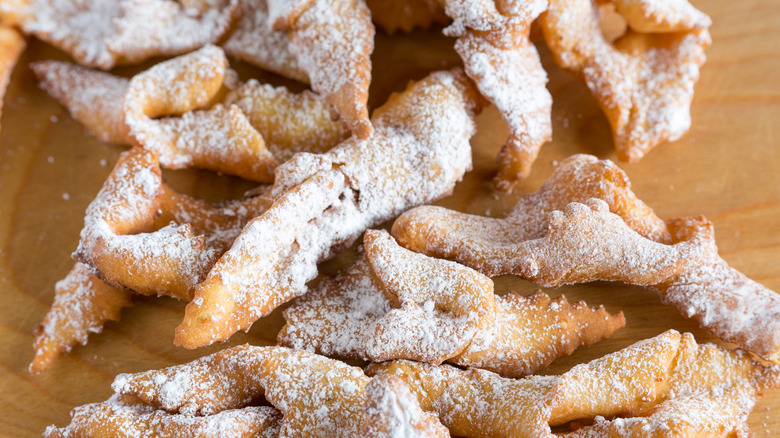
[
  {"xmin": 279, "ymin": 229, "xmax": 624, "ymax": 377},
  {"xmin": 44, "ymin": 394, "xmax": 281, "ymax": 438},
  {"xmin": 113, "ymin": 346, "xmax": 370, "ymax": 436},
  {"xmin": 368, "ymin": 330, "xmax": 780, "ymax": 437},
  {"xmin": 268, "ymin": 0, "xmax": 375, "ymax": 138},
  {"xmin": 30, "ymin": 263, "xmax": 132, "ymax": 374},
  {"xmin": 123, "ymin": 45, "xmax": 277, "ymax": 182},
  {"xmin": 443, "ymin": 0, "xmax": 553, "ymax": 189},
  {"xmin": 33, "ymin": 46, "xmax": 278, "ymax": 182},
  {"xmin": 3, "ymin": 0, "xmax": 239, "ymax": 69},
  {"xmin": 392, "ymin": 154, "xmax": 780, "ymax": 362},
  {"xmin": 540, "ymin": 0, "xmax": 711, "ymax": 161},
  {"xmin": 176, "ymin": 69, "xmax": 484, "ymax": 348},
  {"xmin": 0, "ymin": 25, "xmax": 24, "ymax": 134},
  {"xmin": 221, "ymin": 0, "xmax": 308, "ymax": 82},
  {"xmin": 223, "ymin": 79, "xmax": 349, "ymax": 161},
  {"xmin": 362, "ymin": 374, "xmax": 450, "ymax": 438}
]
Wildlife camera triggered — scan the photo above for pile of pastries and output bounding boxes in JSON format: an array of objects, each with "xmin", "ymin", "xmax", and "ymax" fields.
[{"xmin": 1, "ymin": 0, "xmax": 778, "ymax": 436}]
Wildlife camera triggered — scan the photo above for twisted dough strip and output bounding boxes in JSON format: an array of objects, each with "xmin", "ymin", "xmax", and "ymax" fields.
[
  {"xmin": 123, "ymin": 45, "xmax": 277, "ymax": 182},
  {"xmin": 30, "ymin": 263, "xmax": 132, "ymax": 374},
  {"xmin": 221, "ymin": 0, "xmax": 308, "ymax": 82},
  {"xmin": 279, "ymin": 229, "xmax": 624, "ymax": 377},
  {"xmin": 223, "ymin": 79, "xmax": 349, "ymax": 162},
  {"xmin": 363, "ymin": 374, "xmax": 450, "ymax": 438},
  {"xmin": 32, "ymin": 46, "xmax": 277, "ymax": 182},
  {"xmin": 45, "ymin": 394, "xmax": 281, "ymax": 438},
  {"xmin": 2, "ymin": 0, "xmax": 239, "ymax": 69},
  {"xmin": 111, "ymin": 346, "xmax": 393, "ymax": 437},
  {"xmin": 393, "ymin": 154, "xmax": 780, "ymax": 361},
  {"xmin": 368, "ymin": 330, "xmax": 780, "ymax": 437},
  {"xmin": 268, "ymin": 0, "xmax": 374, "ymax": 138},
  {"xmin": 176, "ymin": 69, "xmax": 483, "ymax": 348},
  {"xmin": 444, "ymin": 0, "xmax": 552, "ymax": 189},
  {"xmin": 0, "ymin": 24, "xmax": 24, "ymax": 135},
  {"xmin": 540, "ymin": 0, "xmax": 711, "ymax": 161}
]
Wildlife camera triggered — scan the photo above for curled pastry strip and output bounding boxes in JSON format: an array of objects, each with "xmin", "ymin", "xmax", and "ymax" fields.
[
  {"xmin": 540, "ymin": 0, "xmax": 711, "ymax": 161},
  {"xmin": 0, "ymin": 25, "xmax": 24, "ymax": 134},
  {"xmin": 393, "ymin": 154, "xmax": 671, "ymax": 273},
  {"xmin": 124, "ymin": 45, "xmax": 277, "ymax": 182},
  {"xmin": 4, "ymin": 0, "xmax": 239, "ymax": 70},
  {"xmin": 30, "ymin": 263, "xmax": 132, "ymax": 374},
  {"xmin": 176, "ymin": 69, "xmax": 483, "ymax": 348},
  {"xmin": 368, "ymin": 330, "xmax": 780, "ymax": 437},
  {"xmin": 112, "ymin": 346, "xmax": 372, "ymax": 436},
  {"xmin": 73, "ymin": 147, "xmax": 218, "ymax": 300},
  {"xmin": 269, "ymin": 0, "xmax": 375, "ymax": 138},
  {"xmin": 221, "ymin": 0, "xmax": 308, "ymax": 82},
  {"xmin": 44, "ymin": 394, "xmax": 281, "ymax": 438},
  {"xmin": 362, "ymin": 374, "xmax": 450, "ymax": 438},
  {"xmin": 224, "ymin": 79, "xmax": 349, "ymax": 162},
  {"xmin": 279, "ymin": 229, "xmax": 624, "ymax": 377},
  {"xmin": 393, "ymin": 154, "xmax": 780, "ymax": 361}
]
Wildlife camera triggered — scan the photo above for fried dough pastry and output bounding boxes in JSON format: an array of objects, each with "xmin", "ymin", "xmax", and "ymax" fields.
[
  {"xmin": 221, "ymin": 0, "xmax": 308, "ymax": 82},
  {"xmin": 364, "ymin": 0, "xmax": 448, "ymax": 34},
  {"xmin": 123, "ymin": 45, "xmax": 277, "ymax": 182},
  {"xmin": 362, "ymin": 374, "xmax": 450, "ymax": 438},
  {"xmin": 368, "ymin": 330, "xmax": 780, "ymax": 437},
  {"xmin": 540, "ymin": 0, "xmax": 711, "ymax": 162},
  {"xmin": 4, "ymin": 0, "xmax": 239, "ymax": 69},
  {"xmin": 0, "ymin": 25, "xmax": 24, "ymax": 134},
  {"xmin": 268, "ymin": 0, "xmax": 374, "ymax": 138},
  {"xmin": 279, "ymin": 229, "xmax": 624, "ymax": 377},
  {"xmin": 30, "ymin": 263, "xmax": 132, "ymax": 374},
  {"xmin": 72, "ymin": 146, "xmax": 273, "ymax": 299},
  {"xmin": 175, "ymin": 69, "xmax": 483, "ymax": 348},
  {"xmin": 112, "ymin": 345, "xmax": 372, "ymax": 436},
  {"xmin": 441, "ymin": 0, "xmax": 552, "ymax": 189},
  {"xmin": 223, "ymin": 79, "xmax": 349, "ymax": 161},
  {"xmin": 392, "ymin": 156, "xmax": 780, "ymax": 361},
  {"xmin": 45, "ymin": 394, "xmax": 281, "ymax": 438},
  {"xmin": 32, "ymin": 47, "xmax": 277, "ymax": 182}
]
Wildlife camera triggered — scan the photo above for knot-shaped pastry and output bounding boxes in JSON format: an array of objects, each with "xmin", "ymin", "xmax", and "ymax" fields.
[
  {"xmin": 279, "ymin": 229, "xmax": 625, "ymax": 378},
  {"xmin": 176, "ymin": 69, "xmax": 483, "ymax": 348},
  {"xmin": 540, "ymin": 0, "xmax": 711, "ymax": 161},
  {"xmin": 392, "ymin": 154, "xmax": 780, "ymax": 362}
]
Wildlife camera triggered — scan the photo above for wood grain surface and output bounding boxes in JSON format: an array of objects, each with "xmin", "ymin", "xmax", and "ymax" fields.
[{"xmin": 1, "ymin": 0, "xmax": 779, "ymax": 435}]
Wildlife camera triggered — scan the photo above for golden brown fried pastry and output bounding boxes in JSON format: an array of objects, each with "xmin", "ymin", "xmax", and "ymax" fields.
[
  {"xmin": 364, "ymin": 0, "xmax": 448, "ymax": 34},
  {"xmin": 123, "ymin": 45, "xmax": 277, "ymax": 182},
  {"xmin": 73, "ymin": 147, "xmax": 218, "ymax": 300},
  {"xmin": 540, "ymin": 0, "xmax": 711, "ymax": 162},
  {"xmin": 0, "ymin": 25, "xmax": 24, "ymax": 134},
  {"xmin": 392, "ymin": 156, "xmax": 780, "ymax": 361},
  {"xmin": 30, "ymin": 263, "xmax": 132, "ymax": 374},
  {"xmin": 368, "ymin": 330, "xmax": 780, "ymax": 437},
  {"xmin": 113, "ymin": 345, "xmax": 371, "ymax": 436},
  {"xmin": 44, "ymin": 394, "xmax": 281, "ymax": 438},
  {"xmin": 5, "ymin": 0, "xmax": 239, "ymax": 69},
  {"xmin": 221, "ymin": 0, "xmax": 308, "ymax": 82},
  {"xmin": 175, "ymin": 69, "xmax": 484, "ymax": 348},
  {"xmin": 33, "ymin": 46, "xmax": 278, "ymax": 182},
  {"xmin": 279, "ymin": 229, "xmax": 624, "ymax": 377},
  {"xmin": 549, "ymin": 330, "xmax": 780, "ymax": 436},
  {"xmin": 269, "ymin": 0, "xmax": 374, "ymax": 138},
  {"xmin": 224, "ymin": 79, "xmax": 349, "ymax": 161},
  {"xmin": 362, "ymin": 374, "xmax": 450, "ymax": 438}
]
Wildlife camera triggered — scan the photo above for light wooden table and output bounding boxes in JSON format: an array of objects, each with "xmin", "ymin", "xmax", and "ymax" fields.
[{"xmin": 1, "ymin": 0, "xmax": 778, "ymax": 435}]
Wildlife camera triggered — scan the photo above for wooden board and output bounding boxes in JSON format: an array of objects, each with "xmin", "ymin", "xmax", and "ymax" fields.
[{"xmin": 1, "ymin": 0, "xmax": 778, "ymax": 435}]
